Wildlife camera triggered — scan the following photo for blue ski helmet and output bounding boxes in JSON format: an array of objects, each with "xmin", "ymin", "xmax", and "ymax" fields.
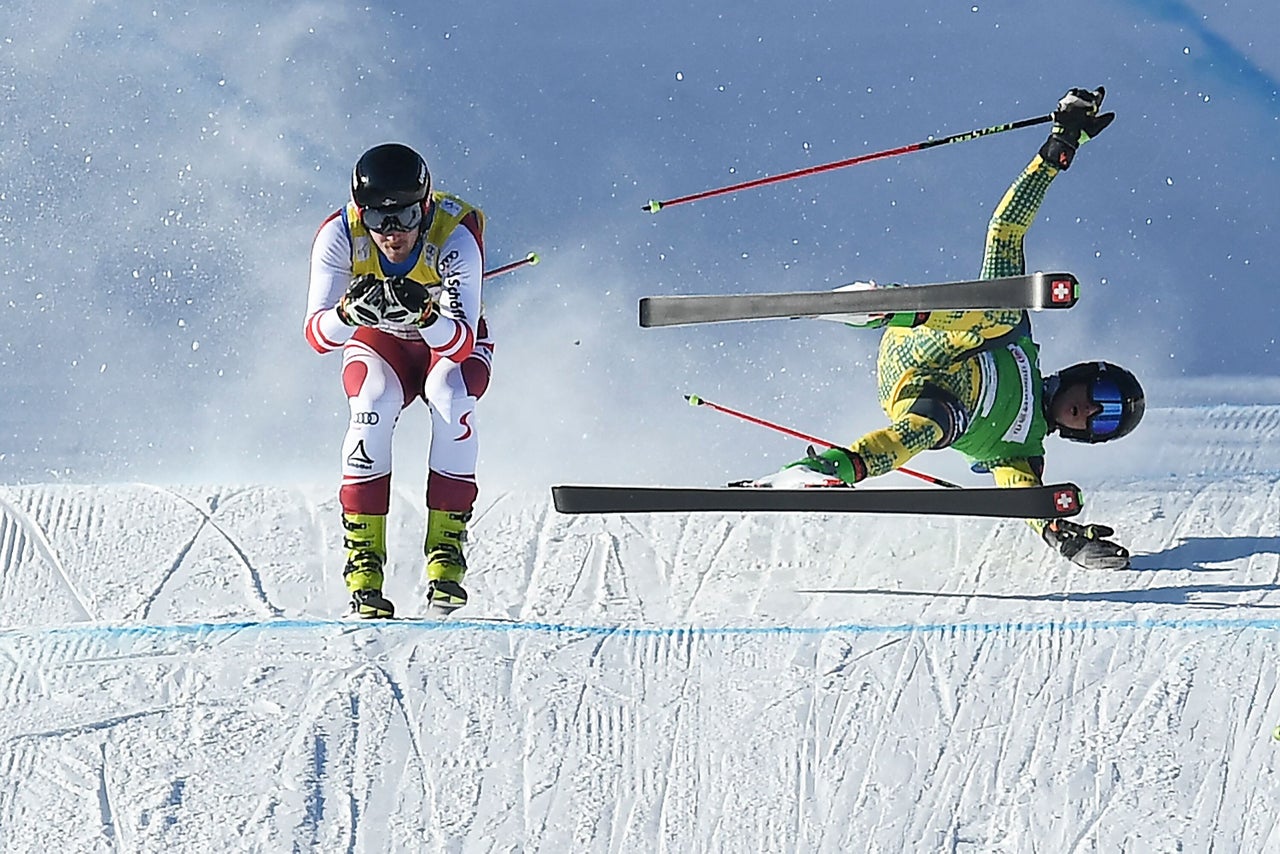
[{"xmin": 1044, "ymin": 361, "xmax": 1145, "ymax": 444}]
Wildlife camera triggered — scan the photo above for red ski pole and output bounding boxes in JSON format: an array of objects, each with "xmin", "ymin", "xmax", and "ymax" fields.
[
  {"xmin": 686, "ymin": 393, "xmax": 962, "ymax": 490},
  {"xmin": 484, "ymin": 252, "xmax": 540, "ymax": 279},
  {"xmin": 644, "ymin": 114, "xmax": 1052, "ymax": 213}
]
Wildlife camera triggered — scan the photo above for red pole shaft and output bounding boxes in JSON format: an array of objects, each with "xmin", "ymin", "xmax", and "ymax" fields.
[
  {"xmin": 686, "ymin": 394, "xmax": 962, "ymax": 490},
  {"xmin": 645, "ymin": 114, "xmax": 1051, "ymax": 213},
  {"xmin": 650, "ymin": 144, "xmax": 917, "ymax": 212},
  {"xmin": 484, "ymin": 252, "xmax": 540, "ymax": 279}
]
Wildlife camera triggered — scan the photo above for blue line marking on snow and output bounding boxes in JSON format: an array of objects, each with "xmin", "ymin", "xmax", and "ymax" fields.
[{"xmin": 5, "ymin": 614, "xmax": 1280, "ymax": 641}]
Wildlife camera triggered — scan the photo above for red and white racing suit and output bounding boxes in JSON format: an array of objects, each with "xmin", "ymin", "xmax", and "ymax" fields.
[{"xmin": 303, "ymin": 193, "xmax": 493, "ymax": 516}]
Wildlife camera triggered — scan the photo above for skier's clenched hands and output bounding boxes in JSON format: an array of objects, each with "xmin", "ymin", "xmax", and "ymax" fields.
[
  {"xmin": 382, "ymin": 276, "xmax": 439, "ymax": 327},
  {"xmin": 1040, "ymin": 85, "xmax": 1115, "ymax": 170},
  {"xmin": 336, "ymin": 273, "xmax": 386, "ymax": 327},
  {"xmin": 1042, "ymin": 520, "xmax": 1130, "ymax": 570}
]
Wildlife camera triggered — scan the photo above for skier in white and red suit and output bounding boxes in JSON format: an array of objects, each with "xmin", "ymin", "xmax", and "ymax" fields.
[{"xmin": 305, "ymin": 142, "xmax": 491, "ymax": 618}]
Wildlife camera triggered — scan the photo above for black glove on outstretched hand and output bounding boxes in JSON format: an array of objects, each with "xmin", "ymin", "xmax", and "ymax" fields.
[
  {"xmin": 1039, "ymin": 86, "xmax": 1115, "ymax": 170},
  {"xmin": 382, "ymin": 276, "xmax": 439, "ymax": 327},
  {"xmin": 1042, "ymin": 519, "xmax": 1131, "ymax": 570},
  {"xmin": 336, "ymin": 273, "xmax": 386, "ymax": 326}
]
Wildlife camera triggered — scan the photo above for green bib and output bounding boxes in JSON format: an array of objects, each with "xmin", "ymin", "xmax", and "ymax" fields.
[{"xmin": 951, "ymin": 337, "xmax": 1048, "ymax": 464}]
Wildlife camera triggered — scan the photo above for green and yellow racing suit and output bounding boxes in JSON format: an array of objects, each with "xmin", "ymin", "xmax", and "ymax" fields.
[{"xmin": 848, "ymin": 154, "xmax": 1063, "ymax": 515}]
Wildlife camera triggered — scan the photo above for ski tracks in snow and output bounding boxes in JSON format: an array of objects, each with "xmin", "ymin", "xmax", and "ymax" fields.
[
  {"xmin": 0, "ymin": 489, "xmax": 95, "ymax": 623},
  {"xmin": 0, "ymin": 485, "xmax": 326, "ymax": 629},
  {"xmin": 3, "ymin": 470, "xmax": 1280, "ymax": 850}
]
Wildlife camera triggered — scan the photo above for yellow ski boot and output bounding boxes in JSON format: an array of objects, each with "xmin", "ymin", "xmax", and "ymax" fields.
[
  {"xmin": 342, "ymin": 513, "xmax": 394, "ymax": 619},
  {"xmin": 424, "ymin": 508, "xmax": 470, "ymax": 615}
]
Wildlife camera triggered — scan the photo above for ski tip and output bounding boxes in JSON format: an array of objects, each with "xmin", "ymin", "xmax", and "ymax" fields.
[
  {"xmin": 638, "ymin": 298, "xmax": 654, "ymax": 328},
  {"xmin": 685, "ymin": 393, "xmax": 702, "ymax": 406},
  {"xmin": 526, "ymin": 252, "xmax": 541, "ymax": 265},
  {"xmin": 1037, "ymin": 272, "xmax": 1080, "ymax": 309},
  {"xmin": 644, "ymin": 199, "xmax": 663, "ymax": 213}
]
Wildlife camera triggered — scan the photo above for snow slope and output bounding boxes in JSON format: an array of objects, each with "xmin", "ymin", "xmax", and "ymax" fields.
[
  {"xmin": 2, "ymin": 2, "xmax": 1278, "ymax": 850},
  {"xmin": 2, "ymin": 399, "xmax": 1279, "ymax": 853}
]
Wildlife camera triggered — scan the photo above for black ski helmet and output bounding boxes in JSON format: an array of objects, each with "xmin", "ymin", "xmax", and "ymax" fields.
[
  {"xmin": 1044, "ymin": 361, "xmax": 1145, "ymax": 444},
  {"xmin": 351, "ymin": 143, "xmax": 431, "ymax": 209}
]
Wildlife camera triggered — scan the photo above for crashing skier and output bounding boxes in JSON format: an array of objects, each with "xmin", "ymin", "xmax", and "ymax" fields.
[
  {"xmin": 748, "ymin": 87, "xmax": 1144, "ymax": 571},
  {"xmin": 304, "ymin": 142, "xmax": 491, "ymax": 617}
]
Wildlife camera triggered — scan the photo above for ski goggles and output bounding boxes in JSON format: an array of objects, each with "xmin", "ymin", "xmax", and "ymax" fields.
[
  {"xmin": 1087, "ymin": 376, "xmax": 1126, "ymax": 438},
  {"xmin": 360, "ymin": 202, "xmax": 423, "ymax": 234}
]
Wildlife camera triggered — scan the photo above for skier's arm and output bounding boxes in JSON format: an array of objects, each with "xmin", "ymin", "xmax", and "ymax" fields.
[
  {"xmin": 978, "ymin": 155, "xmax": 1058, "ymax": 281},
  {"xmin": 862, "ymin": 89, "xmax": 1114, "ymax": 338},
  {"xmin": 847, "ymin": 412, "xmax": 947, "ymax": 480},
  {"xmin": 760, "ymin": 409, "xmax": 946, "ymax": 487},
  {"xmin": 304, "ymin": 213, "xmax": 360, "ymax": 354},
  {"xmin": 903, "ymin": 153, "xmax": 1058, "ymax": 336},
  {"xmin": 990, "ymin": 459, "xmax": 1131, "ymax": 568},
  {"xmin": 420, "ymin": 211, "xmax": 484, "ymax": 362},
  {"xmin": 989, "ymin": 460, "xmax": 1049, "ymax": 534},
  {"xmin": 858, "ymin": 155, "xmax": 1056, "ymax": 338}
]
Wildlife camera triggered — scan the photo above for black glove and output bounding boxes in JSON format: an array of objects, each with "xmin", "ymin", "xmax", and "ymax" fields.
[
  {"xmin": 1039, "ymin": 86, "xmax": 1115, "ymax": 170},
  {"xmin": 1042, "ymin": 519, "xmax": 1130, "ymax": 570},
  {"xmin": 382, "ymin": 276, "xmax": 439, "ymax": 327},
  {"xmin": 336, "ymin": 273, "xmax": 385, "ymax": 326}
]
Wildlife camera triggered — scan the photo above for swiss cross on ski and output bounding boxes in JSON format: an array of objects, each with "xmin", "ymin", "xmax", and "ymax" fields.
[
  {"xmin": 1054, "ymin": 488, "xmax": 1081, "ymax": 514},
  {"xmin": 1050, "ymin": 276, "xmax": 1077, "ymax": 305}
]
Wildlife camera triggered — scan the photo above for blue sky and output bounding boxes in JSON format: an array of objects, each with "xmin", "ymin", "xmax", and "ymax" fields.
[{"xmin": 0, "ymin": 0, "xmax": 1276, "ymax": 486}]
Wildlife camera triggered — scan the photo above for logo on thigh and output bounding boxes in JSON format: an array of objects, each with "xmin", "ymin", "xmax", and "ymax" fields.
[{"xmin": 346, "ymin": 440, "xmax": 375, "ymax": 469}]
